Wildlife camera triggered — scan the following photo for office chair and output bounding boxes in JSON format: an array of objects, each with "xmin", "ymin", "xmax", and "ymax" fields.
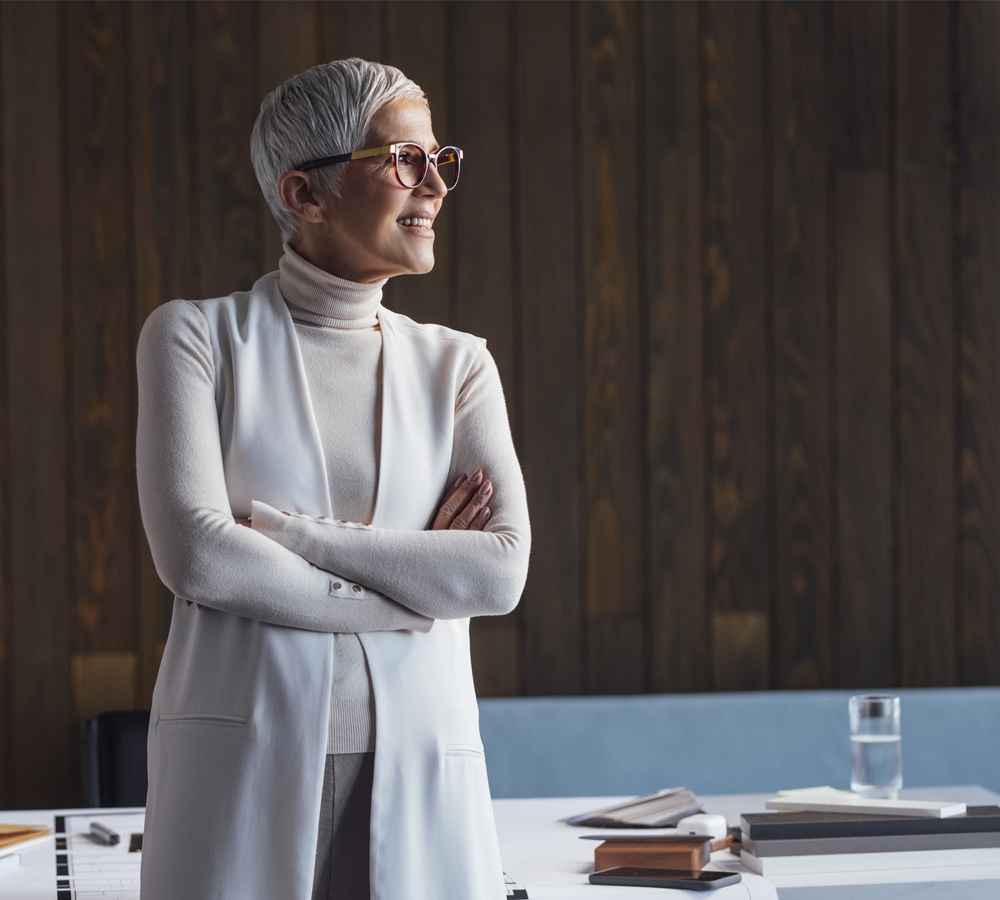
[{"xmin": 81, "ymin": 711, "xmax": 151, "ymax": 808}]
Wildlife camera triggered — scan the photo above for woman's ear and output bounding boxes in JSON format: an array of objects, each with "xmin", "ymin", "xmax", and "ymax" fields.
[{"xmin": 278, "ymin": 170, "xmax": 324, "ymax": 224}]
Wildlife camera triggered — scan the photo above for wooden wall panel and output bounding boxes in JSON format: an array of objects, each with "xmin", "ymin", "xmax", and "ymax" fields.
[
  {"xmin": 321, "ymin": 1, "xmax": 383, "ymax": 65},
  {"xmin": 2, "ymin": 1, "xmax": 74, "ymax": 807},
  {"xmin": 958, "ymin": 1, "xmax": 1000, "ymax": 685},
  {"xmin": 257, "ymin": 1, "xmax": 321, "ymax": 271},
  {"xmin": 452, "ymin": 2, "xmax": 520, "ymax": 697},
  {"xmin": 836, "ymin": 172, "xmax": 892, "ymax": 689},
  {"xmin": 0, "ymin": 0, "xmax": 9, "ymax": 809},
  {"xmin": 834, "ymin": 1, "xmax": 890, "ymax": 170},
  {"xmin": 382, "ymin": 1, "xmax": 451, "ymax": 324},
  {"xmin": 129, "ymin": 0, "xmax": 192, "ymax": 705},
  {"xmin": 514, "ymin": 1, "xmax": 582, "ymax": 696},
  {"xmin": 66, "ymin": 1, "xmax": 135, "ymax": 697},
  {"xmin": 770, "ymin": 1, "xmax": 833, "ymax": 690},
  {"xmin": 833, "ymin": 2, "xmax": 893, "ymax": 689},
  {"xmin": 643, "ymin": 1, "xmax": 706, "ymax": 693},
  {"xmin": 451, "ymin": 2, "xmax": 515, "ymax": 395},
  {"xmin": 0, "ymin": 0, "xmax": 997, "ymax": 809},
  {"xmin": 579, "ymin": 0, "xmax": 644, "ymax": 694},
  {"xmin": 895, "ymin": 2, "xmax": 956, "ymax": 687},
  {"xmin": 193, "ymin": 0, "xmax": 259, "ymax": 298},
  {"xmin": 704, "ymin": 1, "xmax": 770, "ymax": 691}
]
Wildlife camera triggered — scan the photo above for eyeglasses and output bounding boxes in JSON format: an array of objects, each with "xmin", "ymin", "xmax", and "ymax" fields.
[{"xmin": 296, "ymin": 142, "xmax": 463, "ymax": 191}]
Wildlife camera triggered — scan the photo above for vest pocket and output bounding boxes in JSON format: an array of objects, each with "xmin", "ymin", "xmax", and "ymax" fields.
[
  {"xmin": 443, "ymin": 742, "xmax": 486, "ymax": 760},
  {"xmin": 157, "ymin": 713, "xmax": 249, "ymax": 728}
]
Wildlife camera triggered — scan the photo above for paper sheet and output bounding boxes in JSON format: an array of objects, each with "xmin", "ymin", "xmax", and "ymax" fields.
[{"xmin": 54, "ymin": 811, "xmax": 144, "ymax": 899}]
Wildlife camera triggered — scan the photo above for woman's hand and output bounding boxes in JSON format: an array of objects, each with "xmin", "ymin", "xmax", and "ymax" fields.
[
  {"xmin": 240, "ymin": 470, "xmax": 494, "ymax": 533},
  {"xmin": 431, "ymin": 468, "xmax": 493, "ymax": 531}
]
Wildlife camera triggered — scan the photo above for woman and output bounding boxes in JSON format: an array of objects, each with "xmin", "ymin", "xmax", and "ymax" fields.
[{"xmin": 136, "ymin": 59, "xmax": 530, "ymax": 900}]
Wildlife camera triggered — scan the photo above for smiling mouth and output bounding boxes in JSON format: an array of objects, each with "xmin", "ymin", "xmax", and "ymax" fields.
[{"xmin": 397, "ymin": 216, "xmax": 433, "ymax": 228}]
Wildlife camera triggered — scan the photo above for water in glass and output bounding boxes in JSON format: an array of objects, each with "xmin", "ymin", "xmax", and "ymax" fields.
[{"xmin": 851, "ymin": 733, "xmax": 902, "ymax": 798}]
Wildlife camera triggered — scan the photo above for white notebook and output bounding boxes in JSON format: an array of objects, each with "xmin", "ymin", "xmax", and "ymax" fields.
[{"xmin": 742, "ymin": 845, "xmax": 1000, "ymax": 876}]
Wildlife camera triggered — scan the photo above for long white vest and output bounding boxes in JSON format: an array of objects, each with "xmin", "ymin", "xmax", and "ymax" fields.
[{"xmin": 141, "ymin": 273, "xmax": 505, "ymax": 900}]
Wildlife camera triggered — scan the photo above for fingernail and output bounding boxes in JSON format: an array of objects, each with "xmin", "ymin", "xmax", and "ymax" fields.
[
  {"xmin": 451, "ymin": 474, "xmax": 466, "ymax": 489},
  {"xmin": 479, "ymin": 481, "xmax": 492, "ymax": 497},
  {"xmin": 480, "ymin": 508, "xmax": 491, "ymax": 521},
  {"xmin": 470, "ymin": 469, "xmax": 484, "ymax": 485}
]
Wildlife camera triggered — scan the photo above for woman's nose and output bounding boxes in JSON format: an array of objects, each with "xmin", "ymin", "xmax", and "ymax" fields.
[{"xmin": 418, "ymin": 162, "xmax": 448, "ymax": 198}]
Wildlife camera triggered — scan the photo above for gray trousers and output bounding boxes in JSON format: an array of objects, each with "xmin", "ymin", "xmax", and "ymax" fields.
[{"xmin": 311, "ymin": 752, "xmax": 374, "ymax": 900}]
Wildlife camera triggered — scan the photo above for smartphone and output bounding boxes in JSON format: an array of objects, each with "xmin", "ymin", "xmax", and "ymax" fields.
[{"xmin": 588, "ymin": 867, "xmax": 741, "ymax": 891}]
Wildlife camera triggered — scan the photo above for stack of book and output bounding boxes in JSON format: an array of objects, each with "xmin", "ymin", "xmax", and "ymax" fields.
[{"xmin": 739, "ymin": 804, "xmax": 1000, "ymax": 876}]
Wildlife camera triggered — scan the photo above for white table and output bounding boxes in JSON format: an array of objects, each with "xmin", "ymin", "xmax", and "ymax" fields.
[
  {"xmin": 0, "ymin": 787, "xmax": 998, "ymax": 898},
  {"xmin": 494, "ymin": 786, "xmax": 1000, "ymax": 900}
]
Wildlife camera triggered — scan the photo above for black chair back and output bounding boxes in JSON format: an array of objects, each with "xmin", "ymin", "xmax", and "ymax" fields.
[{"xmin": 81, "ymin": 711, "xmax": 151, "ymax": 808}]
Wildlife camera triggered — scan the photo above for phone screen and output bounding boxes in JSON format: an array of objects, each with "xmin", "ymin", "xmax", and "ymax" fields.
[{"xmin": 589, "ymin": 867, "xmax": 742, "ymax": 890}]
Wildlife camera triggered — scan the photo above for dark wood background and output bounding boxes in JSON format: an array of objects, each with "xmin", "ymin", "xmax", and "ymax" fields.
[{"xmin": 1, "ymin": 0, "xmax": 998, "ymax": 809}]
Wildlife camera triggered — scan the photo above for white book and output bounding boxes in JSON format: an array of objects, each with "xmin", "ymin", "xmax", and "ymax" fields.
[
  {"xmin": 764, "ymin": 797, "xmax": 967, "ymax": 818},
  {"xmin": 741, "ymin": 845, "xmax": 1000, "ymax": 876}
]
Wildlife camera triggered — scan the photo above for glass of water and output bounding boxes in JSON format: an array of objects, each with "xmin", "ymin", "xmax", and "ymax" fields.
[{"xmin": 849, "ymin": 694, "xmax": 902, "ymax": 799}]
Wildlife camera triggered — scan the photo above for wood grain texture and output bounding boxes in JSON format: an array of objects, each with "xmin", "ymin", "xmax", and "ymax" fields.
[
  {"xmin": 71, "ymin": 652, "xmax": 138, "ymax": 722},
  {"xmin": 897, "ymin": 2, "xmax": 952, "ymax": 170},
  {"xmin": 0, "ymin": 0, "xmax": 997, "ymax": 810},
  {"xmin": 703, "ymin": 1, "xmax": 770, "ymax": 692},
  {"xmin": 193, "ymin": 0, "xmax": 259, "ymax": 297},
  {"xmin": 320, "ymin": 0, "xmax": 383, "ymax": 64},
  {"xmin": 836, "ymin": 171, "xmax": 893, "ymax": 689},
  {"xmin": 0, "ymin": 0, "xmax": 9, "ymax": 808},
  {"xmin": 513, "ymin": 1, "xmax": 582, "ymax": 695},
  {"xmin": 451, "ymin": 1, "xmax": 515, "ymax": 394},
  {"xmin": 381, "ymin": 1, "xmax": 451, "ymax": 324},
  {"xmin": 579, "ymin": 0, "xmax": 644, "ymax": 694},
  {"xmin": 957, "ymin": 1, "xmax": 1000, "ymax": 685},
  {"xmin": 130, "ymin": 0, "xmax": 192, "ymax": 706},
  {"xmin": 833, "ymin": 1, "xmax": 889, "ymax": 169},
  {"xmin": 3, "ymin": 0, "xmax": 74, "ymax": 807},
  {"xmin": 66, "ymin": 0, "xmax": 134, "ymax": 657},
  {"xmin": 713, "ymin": 610, "xmax": 770, "ymax": 693},
  {"xmin": 257, "ymin": 1, "xmax": 320, "ymax": 271},
  {"xmin": 769, "ymin": 2, "xmax": 833, "ymax": 690},
  {"xmin": 833, "ymin": 1, "xmax": 893, "ymax": 690},
  {"xmin": 896, "ymin": 3, "xmax": 956, "ymax": 687},
  {"xmin": 470, "ymin": 620, "xmax": 520, "ymax": 699},
  {"xmin": 642, "ymin": 1, "xmax": 707, "ymax": 693}
]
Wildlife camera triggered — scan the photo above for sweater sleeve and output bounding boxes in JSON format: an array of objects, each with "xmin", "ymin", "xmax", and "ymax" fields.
[
  {"xmin": 136, "ymin": 299, "xmax": 432, "ymax": 634},
  {"xmin": 250, "ymin": 345, "xmax": 531, "ymax": 620}
]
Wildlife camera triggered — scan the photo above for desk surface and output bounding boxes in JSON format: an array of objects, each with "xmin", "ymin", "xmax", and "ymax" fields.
[
  {"xmin": 0, "ymin": 787, "xmax": 998, "ymax": 899},
  {"xmin": 493, "ymin": 786, "xmax": 1000, "ymax": 900}
]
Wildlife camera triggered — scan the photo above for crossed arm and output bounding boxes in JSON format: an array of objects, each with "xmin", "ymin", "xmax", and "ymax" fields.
[
  {"xmin": 246, "ymin": 354, "xmax": 531, "ymax": 620},
  {"xmin": 137, "ymin": 299, "xmax": 530, "ymax": 634}
]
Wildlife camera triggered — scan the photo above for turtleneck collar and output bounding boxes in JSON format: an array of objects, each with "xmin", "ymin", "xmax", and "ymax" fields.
[{"xmin": 278, "ymin": 242, "xmax": 386, "ymax": 330}]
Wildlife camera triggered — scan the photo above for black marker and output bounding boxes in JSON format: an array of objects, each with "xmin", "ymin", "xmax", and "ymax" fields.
[{"xmin": 89, "ymin": 822, "xmax": 120, "ymax": 846}]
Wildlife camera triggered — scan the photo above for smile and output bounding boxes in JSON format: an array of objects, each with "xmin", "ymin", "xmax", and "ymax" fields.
[{"xmin": 397, "ymin": 217, "xmax": 433, "ymax": 228}]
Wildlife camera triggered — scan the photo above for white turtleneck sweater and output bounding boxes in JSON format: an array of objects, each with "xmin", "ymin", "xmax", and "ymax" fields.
[{"xmin": 137, "ymin": 244, "xmax": 530, "ymax": 753}]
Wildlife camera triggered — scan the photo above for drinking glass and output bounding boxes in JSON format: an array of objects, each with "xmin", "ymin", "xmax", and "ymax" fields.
[{"xmin": 849, "ymin": 694, "xmax": 902, "ymax": 799}]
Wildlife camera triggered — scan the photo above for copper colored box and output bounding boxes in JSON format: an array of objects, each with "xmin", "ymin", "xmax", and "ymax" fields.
[{"xmin": 593, "ymin": 834, "xmax": 732, "ymax": 872}]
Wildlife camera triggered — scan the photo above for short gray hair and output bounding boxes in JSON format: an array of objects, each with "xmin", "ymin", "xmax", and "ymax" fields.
[{"xmin": 251, "ymin": 58, "xmax": 427, "ymax": 242}]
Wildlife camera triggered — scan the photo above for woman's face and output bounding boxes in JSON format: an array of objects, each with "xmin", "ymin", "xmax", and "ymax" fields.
[{"xmin": 300, "ymin": 99, "xmax": 448, "ymax": 284}]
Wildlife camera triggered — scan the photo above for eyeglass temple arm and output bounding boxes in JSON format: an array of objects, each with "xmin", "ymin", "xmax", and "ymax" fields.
[
  {"xmin": 350, "ymin": 144, "xmax": 394, "ymax": 160},
  {"xmin": 296, "ymin": 144, "xmax": 394, "ymax": 173}
]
